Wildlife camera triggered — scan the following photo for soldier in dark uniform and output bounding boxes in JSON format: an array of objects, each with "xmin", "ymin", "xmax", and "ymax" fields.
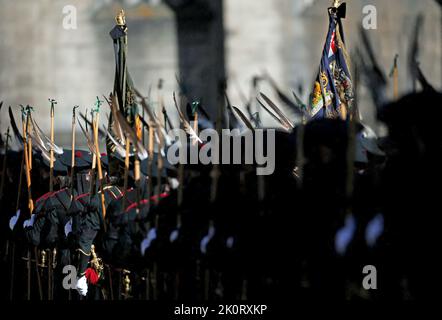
[
  {"xmin": 66, "ymin": 152, "xmax": 123, "ymax": 298},
  {"xmin": 378, "ymin": 90, "xmax": 442, "ymax": 300}
]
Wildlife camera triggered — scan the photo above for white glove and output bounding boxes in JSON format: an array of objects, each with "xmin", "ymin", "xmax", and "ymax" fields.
[
  {"xmin": 140, "ymin": 228, "xmax": 157, "ymax": 256},
  {"xmin": 76, "ymin": 275, "xmax": 88, "ymax": 297},
  {"xmin": 226, "ymin": 236, "xmax": 234, "ymax": 249},
  {"xmin": 9, "ymin": 210, "xmax": 21, "ymax": 231},
  {"xmin": 200, "ymin": 225, "xmax": 216, "ymax": 254},
  {"xmin": 64, "ymin": 218, "xmax": 73, "ymax": 237},
  {"xmin": 335, "ymin": 214, "xmax": 357, "ymax": 256},
  {"xmin": 365, "ymin": 213, "xmax": 384, "ymax": 248},
  {"xmin": 23, "ymin": 214, "xmax": 36, "ymax": 228},
  {"xmin": 169, "ymin": 229, "xmax": 179, "ymax": 243}
]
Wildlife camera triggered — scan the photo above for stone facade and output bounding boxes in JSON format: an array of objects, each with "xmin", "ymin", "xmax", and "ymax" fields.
[{"xmin": 0, "ymin": 0, "xmax": 441, "ymax": 144}]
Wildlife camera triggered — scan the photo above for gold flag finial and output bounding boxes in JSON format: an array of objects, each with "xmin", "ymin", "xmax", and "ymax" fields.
[
  {"xmin": 333, "ymin": 0, "xmax": 340, "ymax": 8},
  {"xmin": 115, "ymin": 9, "xmax": 126, "ymax": 26}
]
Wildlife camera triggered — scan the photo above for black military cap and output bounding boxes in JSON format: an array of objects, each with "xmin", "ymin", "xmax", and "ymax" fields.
[
  {"xmin": 35, "ymin": 152, "xmax": 68, "ymax": 175},
  {"xmin": 379, "ymin": 91, "xmax": 442, "ymax": 150},
  {"xmin": 58, "ymin": 149, "xmax": 92, "ymax": 168}
]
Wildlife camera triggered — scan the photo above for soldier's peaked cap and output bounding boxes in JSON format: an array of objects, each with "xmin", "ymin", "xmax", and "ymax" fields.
[{"xmin": 59, "ymin": 149, "xmax": 93, "ymax": 168}]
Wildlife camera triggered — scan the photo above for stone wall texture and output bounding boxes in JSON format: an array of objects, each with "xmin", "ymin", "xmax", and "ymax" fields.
[{"xmin": 0, "ymin": 0, "xmax": 441, "ymax": 145}]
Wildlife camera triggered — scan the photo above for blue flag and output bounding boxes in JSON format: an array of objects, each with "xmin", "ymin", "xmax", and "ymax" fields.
[{"xmin": 309, "ymin": 4, "xmax": 354, "ymax": 119}]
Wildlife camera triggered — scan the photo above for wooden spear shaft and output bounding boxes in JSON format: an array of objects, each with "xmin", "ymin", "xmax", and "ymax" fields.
[
  {"xmin": 147, "ymin": 125, "xmax": 154, "ymax": 206},
  {"xmin": 27, "ymin": 113, "xmax": 32, "ymax": 172},
  {"xmin": 49, "ymin": 101, "xmax": 55, "ymax": 192},
  {"xmin": 155, "ymin": 136, "xmax": 163, "ymax": 205},
  {"xmin": 70, "ymin": 107, "xmax": 78, "ymax": 196},
  {"xmin": 154, "ymin": 116, "xmax": 164, "ymax": 204},
  {"xmin": 134, "ymin": 151, "xmax": 141, "ymax": 209},
  {"xmin": 392, "ymin": 54, "xmax": 399, "ymax": 100},
  {"xmin": 23, "ymin": 111, "xmax": 34, "ymax": 301},
  {"xmin": 22, "ymin": 112, "xmax": 34, "ymax": 213},
  {"xmin": 155, "ymin": 81, "xmax": 164, "ymax": 202},
  {"xmin": 393, "ymin": 66, "xmax": 399, "ymax": 100},
  {"xmin": 122, "ymin": 137, "xmax": 131, "ymax": 210},
  {"xmin": 93, "ymin": 113, "xmax": 107, "ymax": 220},
  {"xmin": 210, "ymin": 94, "xmax": 223, "ymax": 203},
  {"xmin": 192, "ymin": 112, "xmax": 198, "ymax": 146}
]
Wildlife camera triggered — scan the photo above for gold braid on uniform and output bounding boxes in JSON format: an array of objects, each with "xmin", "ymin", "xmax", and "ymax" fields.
[{"xmin": 76, "ymin": 248, "xmax": 91, "ymax": 256}]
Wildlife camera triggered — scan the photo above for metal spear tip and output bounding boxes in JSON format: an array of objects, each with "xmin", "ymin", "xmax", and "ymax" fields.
[{"xmin": 94, "ymin": 96, "xmax": 103, "ymax": 110}]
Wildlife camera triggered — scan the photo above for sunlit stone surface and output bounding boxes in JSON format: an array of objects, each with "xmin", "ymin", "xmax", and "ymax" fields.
[{"xmin": 0, "ymin": 0, "xmax": 441, "ymax": 145}]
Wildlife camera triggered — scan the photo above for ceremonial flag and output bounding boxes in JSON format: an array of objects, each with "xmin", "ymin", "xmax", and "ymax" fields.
[{"xmin": 309, "ymin": 3, "xmax": 354, "ymax": 119}]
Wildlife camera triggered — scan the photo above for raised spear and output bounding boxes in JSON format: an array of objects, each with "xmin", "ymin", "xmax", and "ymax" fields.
[
  {"xmin": 48, "ymin": 99, "xmax": 57, "ymax": 192},
  {"xmin": 26, "ymin": 106, "xmax": 33, "ymax": 171},
  {"xmin": 22, "ymin": 107, "xmax": 34, "ymax": 213},
  {"xmin": 122, "ymin": 135, "xmax": 131, "ymax": 211},
  {"xmin": 389, "ymin": 54, "xmax": 399, "ymax": 100},
  {"xmin": 146, "ymin": 121, "xmax": 154, "ymax": 207},
  {"xmin": 210, "ymin": 84, "xmax": 224, "ymax": 204},
  {"xmin": 70, "ymin": 106, "xmax": 79, "ymax": 197},
  {"xmin": 20, "ymin": 106, "xmax": 34, "ymax": 300},
  {"xmin": 92, "ymin": 98, "xmax": 107, "ymax": 220}
]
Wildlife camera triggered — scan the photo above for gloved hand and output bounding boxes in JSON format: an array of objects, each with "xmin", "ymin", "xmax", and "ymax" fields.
[
  {"xmin": 76, "ymin": 275, "xmax": 88, "ymax": 296},
  {"xmin": 9, "ymin": 210, "xmax": 21, "ymax": 231},
  {"xmin": 23, "ymin": 214, "xmax": 36, "ymax": 228}
]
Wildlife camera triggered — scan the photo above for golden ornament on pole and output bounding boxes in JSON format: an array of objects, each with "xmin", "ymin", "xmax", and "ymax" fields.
[{"xmin": 115, "ymin": 9, "xmax": 126, "ymax": 26}]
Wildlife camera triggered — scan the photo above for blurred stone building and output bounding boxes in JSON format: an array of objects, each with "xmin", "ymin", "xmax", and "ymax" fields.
[{"xmin": 0, "ymin": 0, "xmax": 441, "ymax": 146}]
